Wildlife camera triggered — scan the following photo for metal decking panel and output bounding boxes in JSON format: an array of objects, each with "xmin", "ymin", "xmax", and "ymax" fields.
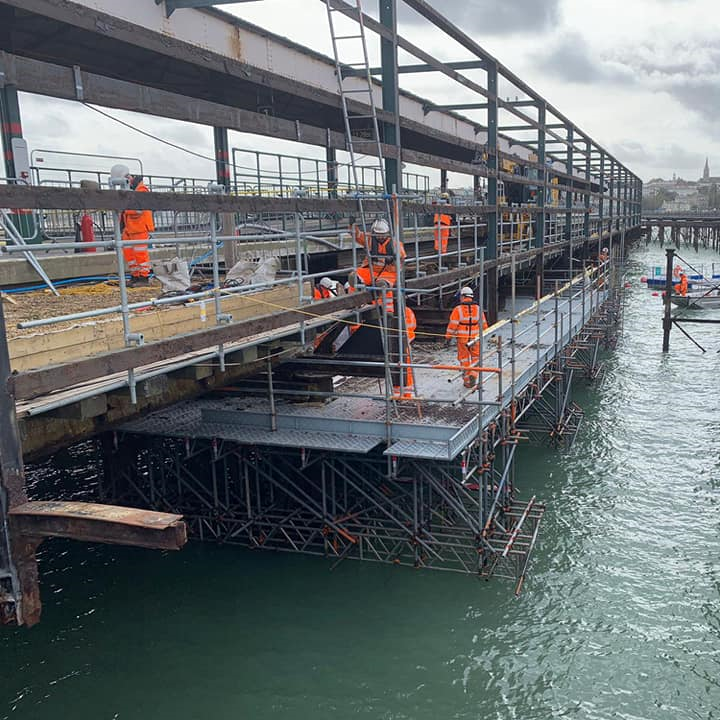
[
  {"xmin": 119, "ymin": 281, "xmax": 611, "ymax": 460},
  {"xmin": 384, "ymin": 439, "xmax": 453, "ymax": 460},
  {"xmin": 121, "ymin": 407, "xmax": 382, "ymax": 454}
]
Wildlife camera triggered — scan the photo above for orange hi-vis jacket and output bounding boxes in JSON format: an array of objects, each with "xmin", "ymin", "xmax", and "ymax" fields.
[
  {"xmin": 313, "ymin": 285, "xmax": 335, "ymax": 300},
  {"xmin": 353, "ymin": 226, "xmax": 406, "ymax": 269},
  {"xmin": 674, "ymin": 275, "xmax": 688, "ymax": 296},
  {"xmin": 433, "ymin": 212, "xmax": 452, "ymax": 253},
  {"xmin": 121, "ymin": 182, "xmax": 155, "ymax": 240},
  {"xmin": 445, "ymin": 300, "xmax": 489, "ymax": 341}
]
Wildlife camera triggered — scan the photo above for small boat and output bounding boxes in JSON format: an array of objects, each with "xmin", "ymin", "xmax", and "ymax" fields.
[
  {"xmin": 670, "ymin": 292, "xmax": 720, "ymax": 309},
  {"xmin": 645, "ymin": 274, "xmax": 718, "ymax": 289}
]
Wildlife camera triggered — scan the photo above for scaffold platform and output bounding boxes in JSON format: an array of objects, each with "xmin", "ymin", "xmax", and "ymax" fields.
[{"xmin": 121, "ymin": 278, "xmax": 607, "ymax": 461}]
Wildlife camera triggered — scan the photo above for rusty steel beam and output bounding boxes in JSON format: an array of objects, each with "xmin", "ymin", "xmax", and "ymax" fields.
[{"xmin": 8, "ymin": 502, "xmax": 187, "ymax": 551}]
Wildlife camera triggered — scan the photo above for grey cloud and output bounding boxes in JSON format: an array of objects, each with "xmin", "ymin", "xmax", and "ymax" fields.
[
  {"xmin": 157, "ymin": 122, "xmax": 209, "ymax": 149},
  {"xmin": 533, "ymin": 33, "xmax": 635, "ymax": 84},
  {"xmin": 668, "ymin": 81, "xmax": 720, "ymax": 123},
  {"xmin": 611, "ymin": 142, "xmax": 705, "ymax": 173},
  {"xmin": 609, "ymin": 41, "xmax": 720, "ymax": 127},
  {"xmin": 399, "ymin": 0, "xmax": 561, "ymax": 35}
]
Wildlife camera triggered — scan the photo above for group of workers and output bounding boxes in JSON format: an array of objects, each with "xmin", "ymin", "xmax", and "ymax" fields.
[
  {"xmin": 312, "ymin": 210, "xmax": 488, "ymax": 395},
  {"xmin": 112, "ymin": 164, "xmax": 488, "ymax": 393}
]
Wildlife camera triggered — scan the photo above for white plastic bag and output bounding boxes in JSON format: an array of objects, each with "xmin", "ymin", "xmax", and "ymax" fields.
[{"xmin": 152, "ymin": 257, "xmax": 191, "ymax": 293}]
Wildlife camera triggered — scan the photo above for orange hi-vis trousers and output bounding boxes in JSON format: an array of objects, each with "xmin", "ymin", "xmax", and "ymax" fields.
[
  {"xmin": 356, "ymin": 264, "xmax": 398, "ymax": 288},
  {"xmin": 392, "ymin": 353, "xmax": 415, "ymax": 398},
  {"xmin": 433, "ymin": 213, "xmax": 452, "ymax": 253},
  {"xmin": 456, "ymin": 339, "xmax": 479, "ymax": 387},
  {"xmin": 122, "ymin": 242, "xmax": 150, "ymax": 278}
]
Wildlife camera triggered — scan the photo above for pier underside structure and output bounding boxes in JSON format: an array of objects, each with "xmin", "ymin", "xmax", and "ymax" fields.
[
  {"xmin": 0, "ymin": 0, "xmax": 641, "ymax": 625},
  {"xmin": 642, "ymin": 214, "xmax": 720, "ymax": 252}
]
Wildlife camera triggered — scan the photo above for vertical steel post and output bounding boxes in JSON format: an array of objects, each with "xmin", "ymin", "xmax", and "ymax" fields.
[
  {"xmin": 584, "ymin": 140, "xmax": 591, "ymax": 246},
  {"xmin": 598, "ymin": 152, "xmax": 605, "ymax": 258},
  {"xmin": 486, "ymin": 61, "xmax": 499, "ymax": 324},
  {"xmin": 0, "ymin": 83, "xmax": 32, "ymax": 239},
  {"xmin": 210, "ymin": 213, "xmax": 226, "ymax": 371},
  {"xmin": 608, "ymin": 159, "xmax": 615, "ymax": 257},
  {"xmin": 379, "ymin": 0, "xmax": 400, "ymax": 193},
  {"xmin": 294, "ymin": 213, "xmax": 306, "ymax": 346},
  {"xmin": 565, "ymin": 128, "xmax": 574, "ymax": 335},
  {"xmin": 326, "ymin": 146, "xmax": 338, "ymax": 198},
  {"xmin": 113, "ymin": 211, "xmax": 138, "ymax": 404},
  {"xmin": 534, "ymin": 102, "xmax": 546, "ymax": 298},
  {"xmin": 565, "ymin": 126, "xmax": 574, "ymax": 247},
  {"xmin": 662, "ymin": 247, "xmax": 675, "ymax": 352},
  {"xmin": 510, "ymin": 254, "xmax": 516, "ymax": 412},
  {"xmin": 213, "ymin": 127, "xmax": 231, "ymax": 191}
]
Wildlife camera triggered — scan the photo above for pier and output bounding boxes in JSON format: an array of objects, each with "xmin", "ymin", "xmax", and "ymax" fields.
[
  {"xmin": 1, "ymin": 0, "xmax": 641, "ymax": 626},
  {"xmin": 642, "ymin": 212, "xmax": 720, "ymax": 251}
]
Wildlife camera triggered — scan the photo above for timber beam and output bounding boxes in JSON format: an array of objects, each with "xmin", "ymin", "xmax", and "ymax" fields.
[
  {"xmin": 8, "ymin": 241, "xmax": 579, "ymax": 402},
  {"xmin": 0, "ymin": 184, "xmax": 598, "ymax": 215},
  {"xmin": 8, "ymin": 501, "xmax": 187, "ymax": 551}
]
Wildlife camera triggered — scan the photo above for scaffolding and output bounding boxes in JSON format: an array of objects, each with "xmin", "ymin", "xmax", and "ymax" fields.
[{"xmin": 104, "ymin": 255, "xmax": 621, "ymax": 591}]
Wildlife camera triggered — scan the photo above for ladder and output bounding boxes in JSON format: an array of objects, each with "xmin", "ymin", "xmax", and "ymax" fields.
[
  {"xmin": 324, "ymin": 0, "xmax": 418, "ymax": 402},
  {"xmin": 324, "ymin": 0, "xmax": 391, "ymax": 210}
]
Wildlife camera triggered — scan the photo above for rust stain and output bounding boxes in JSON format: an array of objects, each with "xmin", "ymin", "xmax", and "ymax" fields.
[{"xmin": 230, "ymin": 26, "xmax": 243, "ymax": 61}]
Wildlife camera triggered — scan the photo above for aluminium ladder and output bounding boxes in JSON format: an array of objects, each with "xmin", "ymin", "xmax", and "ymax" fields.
[{"xmin": 324, "ymin": 0, "xmax": 417, "ymax": 401}]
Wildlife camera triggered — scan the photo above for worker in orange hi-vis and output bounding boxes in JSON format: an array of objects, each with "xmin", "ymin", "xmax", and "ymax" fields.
[
  {"xmin": 380, "ymin": 288, "xmax": 417, "ymax": 399},
  {"xmin": 674, "ymin": 272, "xmax": 688, "ymax": 297},
  {"xmin": 111, "ymin": 164, "xmax": 155, "ymax": 287},
  {"xmin": 445, "ymin": 286, "xmax": 488, "ymax": 389},
  {"xmin": 351, "ymin": 217, "xmax": 406, "ymax": 288},
  {"xmin": 313, "ymin": 276, "xmax": 340, "ymax": 300},
  {"xmin": 433, "ymin": 194, "xmax": 453, "ymax": 254}
]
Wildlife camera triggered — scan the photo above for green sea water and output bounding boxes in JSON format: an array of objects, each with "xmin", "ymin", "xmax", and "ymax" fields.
[{"xmin": 2, "ymin": 245, "xmax": 719, "ymax": 719}]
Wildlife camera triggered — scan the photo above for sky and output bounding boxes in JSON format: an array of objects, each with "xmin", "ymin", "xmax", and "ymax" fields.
[{"xmin": 16, "ymin": 0, "xmax": 720, "ymax": 187}]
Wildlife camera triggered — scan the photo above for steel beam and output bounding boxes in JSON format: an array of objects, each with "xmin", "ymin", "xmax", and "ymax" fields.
[
  {"xmin": 380, "ymin": 0, "xmax": 400, "ymax": 193},
  {"xmin": 213, "ymin": 126, "xmax": 230, "ymax": 191},
  {"xmin": 344, "ymin": 60, "xmax": 486, "ymax": 77},
  {"xmin": 534, "ymin": 102, "xmax": 546, "ymax": 250},
  {"xmin": 158, "ymin": 0, "xmax": 263, "ymax": 18}
]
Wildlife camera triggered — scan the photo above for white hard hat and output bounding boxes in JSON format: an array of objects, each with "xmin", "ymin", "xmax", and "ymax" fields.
[
  {"xmin": 370, "ymin": 218, "xmax": 391, "ymax": 236},
  {"xmin": 320, "ymin": 276, "xmax": 334, "ymax": 289},
  {"xmin": 602, "ymin": 247, "xmax": 609, "ymax": 253},
  {"xmin": 110, "ymin": 164, "xmax": 130, "ymax": 180},
  {"xmin": 460, "ymin": 286, "xmax": 474, "ymax": 297}
]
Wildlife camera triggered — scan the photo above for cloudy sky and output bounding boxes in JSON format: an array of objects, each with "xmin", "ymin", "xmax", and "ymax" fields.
[{"xmin": 18, "ymin": 0, "xmax": 720, "ymax": 186}]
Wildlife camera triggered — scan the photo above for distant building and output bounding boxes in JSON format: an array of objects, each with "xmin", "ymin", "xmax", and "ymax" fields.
[{"xmin": 703, "ymin": 157, "xmax": 710, "ymax": 180}]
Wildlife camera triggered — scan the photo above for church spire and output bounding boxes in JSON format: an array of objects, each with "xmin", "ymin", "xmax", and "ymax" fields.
[{"xmin": 704, "ymin": 157, "xmax": 710, "ymax": 180}]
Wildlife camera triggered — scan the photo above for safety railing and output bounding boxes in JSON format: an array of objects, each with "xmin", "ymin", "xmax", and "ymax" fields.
[{"xmin": 231, "ymin": 146, "xmax": 430, "ymax": 200}]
